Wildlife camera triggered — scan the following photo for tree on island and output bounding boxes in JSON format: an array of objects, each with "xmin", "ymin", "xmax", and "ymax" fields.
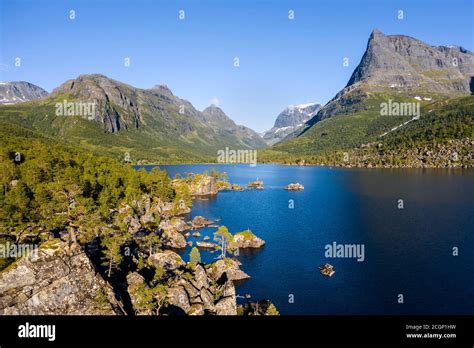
[{"xmin": 214, "ymin": 226, "xmax": 234, "ymax": 259}]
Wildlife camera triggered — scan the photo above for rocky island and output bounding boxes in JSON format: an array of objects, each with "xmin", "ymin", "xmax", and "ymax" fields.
[{"xmin": 285, "ymin": 183, "xmax": 305, "ymax": 190}]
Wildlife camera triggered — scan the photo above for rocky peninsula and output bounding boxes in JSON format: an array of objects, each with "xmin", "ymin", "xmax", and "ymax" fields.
[{"xmin": 0, "ymin": 172, "xmax": 276, "ymax": 316}]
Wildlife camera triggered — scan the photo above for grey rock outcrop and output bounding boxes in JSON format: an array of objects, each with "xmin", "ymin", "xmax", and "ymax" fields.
[
  {"xmin": 148, "ymin": 250, "xmax": 185, "ymax": 272},
  {"xmin": 315, "ymin": 29, "xmax": 474, "ymax": 121},
  {"xmin": 233, "ymin": 231, "xmax": 266, "ymax": 248},
  {"xmin": 189, "ymin": 176, "xmax": 218, "ymax": 196},
  {"xmin": 0, "ymin": 240, "xmax": 123, "ymax": 315}
]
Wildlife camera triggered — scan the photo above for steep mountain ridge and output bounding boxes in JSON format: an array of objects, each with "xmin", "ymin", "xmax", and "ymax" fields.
[
  {"xmin": 264, "ymin": 29, "xmax": 474, "ymax": 164},
  {"xmin": 0, "ymin": 81, "xmax": 48, "ymax": 105},
  {"xmin": 315, "ymin": 29, "xmax": 474, "ymax": 121},
  {"xmin": 262, "ymin": 103, "xmax": 321, "ymax": 145},
  {"xmin": 0, "ymin": 74, "xmax": 265, "ymax": 162}
]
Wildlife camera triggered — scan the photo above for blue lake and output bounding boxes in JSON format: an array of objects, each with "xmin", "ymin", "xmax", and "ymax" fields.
[{"xmin": 138, "ymin": 164, "xmax": 474, "ymax": 315}]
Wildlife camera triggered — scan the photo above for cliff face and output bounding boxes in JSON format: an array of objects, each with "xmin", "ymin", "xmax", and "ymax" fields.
[
  {"xmin": 0, "ymin": 241, "xmax": 123, "ymax": 315},
  {"xmin": 48, "ymin": 74, "xmax": 265, "ymax": 150},
  {"xmin": 347, "ymin": 29, "xmax": 473, "ymax": 92},
  {"xmin": 316, "ymin": 29, "xmax": 474, "ymax": 120}
]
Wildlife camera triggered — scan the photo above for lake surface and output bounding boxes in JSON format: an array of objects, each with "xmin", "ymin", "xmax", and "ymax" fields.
[{"xmin": 138, "ymin": 164, "xmax": 474, "ymax": 315}]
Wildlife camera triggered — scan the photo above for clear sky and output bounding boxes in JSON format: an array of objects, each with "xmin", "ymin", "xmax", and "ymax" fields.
[{"xmin": 1, "ymin": 0, "xmax": 472, "ymax": 132}]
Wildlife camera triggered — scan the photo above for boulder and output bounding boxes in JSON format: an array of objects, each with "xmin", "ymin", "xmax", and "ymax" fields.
[
  {"xmin": 215, "ymin": 297, "xmax": 237, "ymax": 315},
  {"xmin": 238, "ymin": 300, "xmax": 280, "ymax": 316},
  {"xmin": 200, "ymin": 288, "xmax": 215, "ymax": 311},
  {"xmin": 196, "ymin": 241, "xmax": 217, "ymax": 249},
  {"xmin": 189, "ymin": 175, "xmax": 218, "ymax": 196},
  {"xmin": 187, "ymin": 303, "xmax": 205, "ymax": 315},
  {"xmin": 160, "ymin": 226, "xmax": 187, "ymax": 249},
  {"xmin": 207, "ymin": 258, "xmax": 250, "ymax": 282},
  {"xmin": 191, "ymin": 264, "xmax": 209, "ymax": 290},
  {"xmin": 247, "ymin": 180, "xmax": 264, "ymax": 189},
  {"xmin": 214, "ymin": 280, "xmax": 237, "ymax": 315},
  {"xmin": 234, "ymin": 230, "xmax": 265, "ymax": 248},
  {"xmin": 148, "ymin": 250, "xmax": 185, "ymax": 272},
  {"xmin": 0, "ymin": 240, "xmax": 122, "ymax": 315},
  {"xmin": 284, "ymin": 183, "xmax": 305, "ymax": 190},
  {"xmin": 191, "ymin": 216, "xmax": 213, "ymax": 229},
  {"xmin": 167, "ymin": 286, "xmax": 190, "ymax": 313}
]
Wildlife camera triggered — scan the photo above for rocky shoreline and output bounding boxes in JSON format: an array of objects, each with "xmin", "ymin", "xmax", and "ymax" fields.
[{"xmin": 0, "ymin": 173, "xmax": 276, "ymax": 316}]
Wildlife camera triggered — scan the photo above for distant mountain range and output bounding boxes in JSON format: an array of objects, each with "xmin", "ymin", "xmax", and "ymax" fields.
[
  {"xmin": 0, "ymin": 81, "xmax": 48, "ymax": 105},
  {"xmin": 262, "ymin": 103, "xmax": 321, "ymax": 145},
  {"xmin": 0, "ymin": 29, "xmax": 472, "ymax": 167},
  {"xmin": 0, "ymin": 74, "xmax": 265, "ymax": 162},
  {"xmin": 267, "ymin": 29, "xmax": 474, "ymax": 164}
]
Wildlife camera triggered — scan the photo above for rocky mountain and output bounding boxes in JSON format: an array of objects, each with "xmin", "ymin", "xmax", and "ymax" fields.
[
  {"xmin": 0, "ymin": 81, "xmax": 48, "ymax": 105},
  {"xmin": 0, "ymin": 74, "xmax": 265, "ymax": 162},
  {"xmin": 262, "ymin": 103, "xmax": 321, "ymax": 145},
  {"xmin": 315, "ymin": 29, "xmax": 474, "ymax": 121},
  {"xmin": 264, "ymin": 30, "xmax": 474, "ymax": 164},
  {"xmin": 200, "ymin": 105, "xmax": 266, "ymax": 148}
]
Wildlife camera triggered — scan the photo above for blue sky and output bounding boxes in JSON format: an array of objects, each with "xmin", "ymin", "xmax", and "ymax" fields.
[{"xmin": 1, "ymin": 0, "xmax": 472, "ymax": 132}]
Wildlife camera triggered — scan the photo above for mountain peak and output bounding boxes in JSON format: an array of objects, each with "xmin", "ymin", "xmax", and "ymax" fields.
[
  {"xmin": 151, "ymin": 84, "xmax": 174, "ymax": 96},
  {"xmin": 369, "ymin": 28, "xmax": 385, "ymax": 40},
  {"xmin": 345, "ymin": 29, "xmax": 474, "ymax": 90},
  {"xmin": 0, "ymin": 81, "xmax": 48, "ymax": 105}
]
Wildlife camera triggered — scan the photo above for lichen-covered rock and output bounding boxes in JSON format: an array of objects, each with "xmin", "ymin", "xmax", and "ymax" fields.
[
  {"xmin": 189, "ymin": 175, "xmax": 218, "ymax": 196},
  {"xmin": 234, "ymin": 230, "xmax": 265, "ymax": 248},
  {"xmin": 191, "ymin": 216, "xmax": 213, "ymax": 229},
  {"xmin": 191, "ymin": 264, "xmax": 209, "ymax": 290},
  {"xmin": 214, "ymin": 280, "xmax": 237, "ymax": 315},
  {"xmin": 196, "ymin": 241, "xmax": 217, "ymax": 249},
  {"xmin": 207, "ymin": 258, "xmax": 250, "ymax": 282},
  {"xmin": 188, "ymin": 303, "xmax": 205, "ymax": 315},
  {"xmin": 148, "ymin": 250, "xmax": 185, "ymax": 272},
  {"xmin": 160, "ymin": 228, "xmax": 187, "ymax": 249},
  {"xmin": 167, "ymin": 286, "xmax": 190, "ymax": 313},
  {"xmin": 0, "ymin": 240, "xmax": 122, "ymax": 315}
]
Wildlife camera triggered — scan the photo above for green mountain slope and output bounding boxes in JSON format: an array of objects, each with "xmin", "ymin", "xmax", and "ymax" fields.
[
  {"xmin": 0, "ymin": 74, "xmax": 266, "ymax": 163},
  {"xmin": 260, "ymin": 29, "xmax": 473, "ymax": 167}
]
